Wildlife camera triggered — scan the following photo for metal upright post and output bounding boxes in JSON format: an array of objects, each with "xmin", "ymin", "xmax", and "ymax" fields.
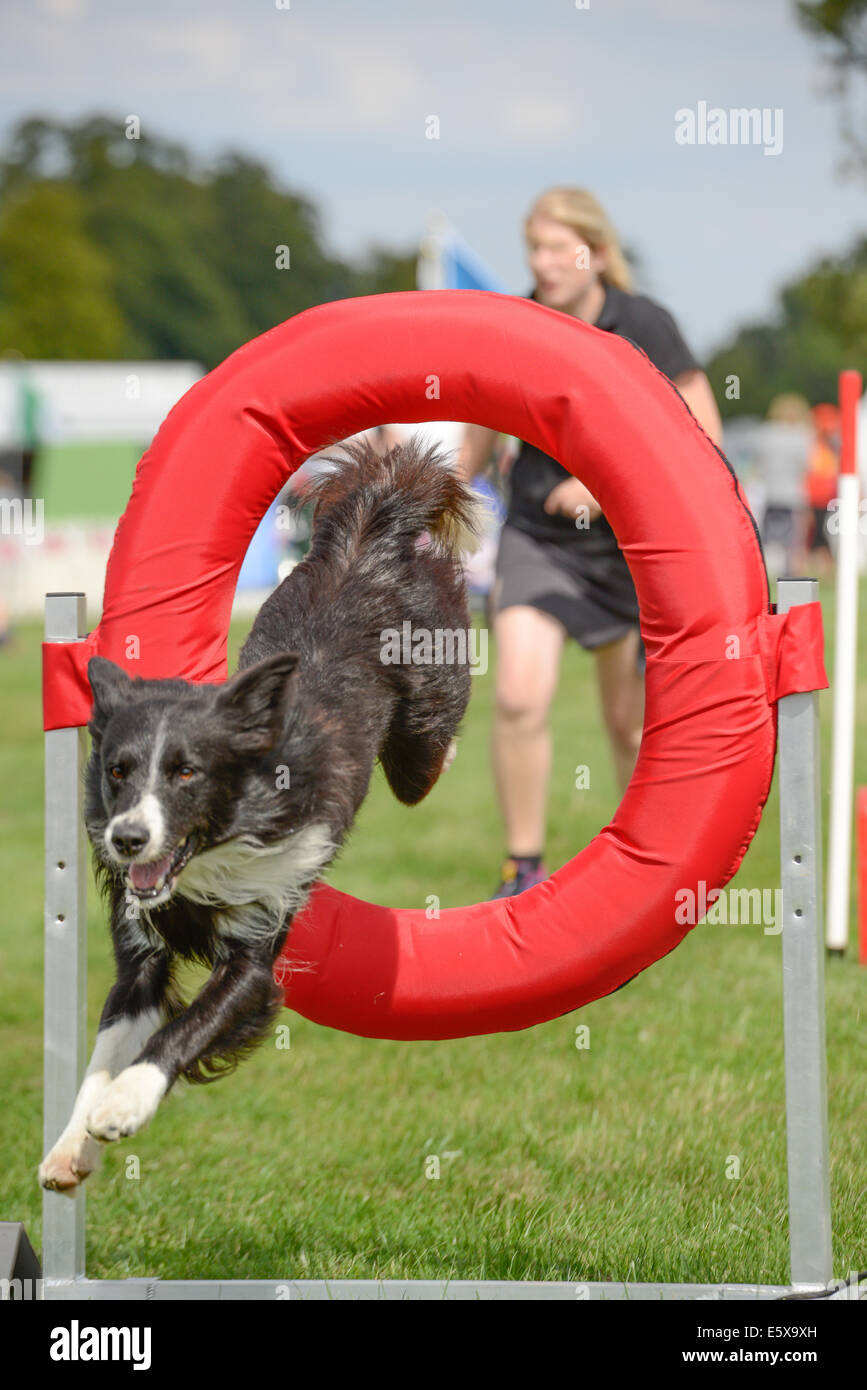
[
  {"xmin": 776, "ymin": 578, "xmax": 833, "ymax": 1288},
  {"xmin": 43, "ymin": 593, "xmax": 88, "ymax": 1281}
]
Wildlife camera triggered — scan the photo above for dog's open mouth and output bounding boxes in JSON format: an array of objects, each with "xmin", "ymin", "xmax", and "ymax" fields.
[{"xmin": 126, "ymin": 836, "xmax": 196, "ymax": 901}]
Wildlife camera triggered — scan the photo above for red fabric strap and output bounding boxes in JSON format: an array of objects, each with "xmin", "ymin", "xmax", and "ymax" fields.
[
  {"xmin": 42, "ymin": 637, "xmax": 97, "ymax": 731},
  {"xmin": 756, "ymin": 602, "xmax": 828, "ymax": 704}
]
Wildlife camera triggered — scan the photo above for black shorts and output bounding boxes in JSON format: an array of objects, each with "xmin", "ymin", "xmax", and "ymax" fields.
[
  {"xmin": 761, "ymin": 506, "xmax": 797, "ymax": 549},
  {"xmin": 492, "ymin": 522, "xmax": 641, "ymax": 652}
]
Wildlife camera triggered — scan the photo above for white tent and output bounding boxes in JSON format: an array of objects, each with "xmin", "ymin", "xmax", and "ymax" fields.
[{"xmin": 0, "ymin": 360, "xmax": 202, "ymax": 447}]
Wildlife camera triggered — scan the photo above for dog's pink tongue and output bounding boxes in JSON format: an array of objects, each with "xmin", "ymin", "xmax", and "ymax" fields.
[{"xmin": 129, "ymin": 856, "xmax": 173, "ymax": 891}]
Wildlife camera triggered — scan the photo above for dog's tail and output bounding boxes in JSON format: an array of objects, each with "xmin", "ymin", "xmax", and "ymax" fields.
[{"xmin": 300, "ymin": 434, "xmax": 484, "ymax": 566}]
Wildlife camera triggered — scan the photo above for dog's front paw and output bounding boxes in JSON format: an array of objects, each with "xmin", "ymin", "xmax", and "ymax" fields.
[
  {"xmin": 39, "ymin": 1133, "xmax": 103, "ymax": 1195},
  {"xmin": 441, "ymin": 738, "xmax": 458, "ymax": 774},
  {"xmin": 86, "ymin": 1063, "xmax": 167, "ymax": 1142}
]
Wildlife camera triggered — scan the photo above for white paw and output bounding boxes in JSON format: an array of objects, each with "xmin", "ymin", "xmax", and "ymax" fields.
[
  {"xmin": 39, "ymin": 1133, "xmax": 103, "ymax": 1196},
  {"xmin": 86, "ymin": 1063, "xmax": 167, "ymax": 1142},
  {"xmin": 442, "ymin": 738, "xmax": 458, "ymax": 773}
]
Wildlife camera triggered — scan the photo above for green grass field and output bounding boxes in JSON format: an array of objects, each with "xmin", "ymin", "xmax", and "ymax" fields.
[
  {"xmin": 1, "ymin": 589, "xmax": 865, "ymax": 1287},
  {"xmin": 34, "ymin": 441, "xmax": 142, "ymax": 522}
]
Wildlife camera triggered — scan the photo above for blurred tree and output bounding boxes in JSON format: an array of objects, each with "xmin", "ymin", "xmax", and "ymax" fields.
[
  {"xmin": 0, "ymin": 182, "xmax": 126, "ymax": 357},
  {"xmin": 207, "ymin": 151, "xmax": 360, "ymax": 333},
  {"xmin": 706, "ymin": 235, "xmax": 867, "ymax": 416},
  {"xmin": 796, "ymin": 0, "xmax": 867, "ymax": 175},
  {"xmin": 350, "ymin": 245, "xmax": 418, "ymax": 297},
  {"xmin": 0, "ymin": 115, "xmax": 418, "ymax": 365}
]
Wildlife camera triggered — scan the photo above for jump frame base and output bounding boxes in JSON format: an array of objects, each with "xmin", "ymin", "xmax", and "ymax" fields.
[{"xmin": 42, "ymin": 1278, "xmax": 833, "ymax": 1301}]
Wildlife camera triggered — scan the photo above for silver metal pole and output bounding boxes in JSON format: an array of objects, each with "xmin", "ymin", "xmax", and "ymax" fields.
[
  {"xmin": 776, "ymin": 578, "xmax": 832, "ymax": 1288},
  {"xmin": 43, "ymin": 593, "xmax": 88, "ymax": 1280}
]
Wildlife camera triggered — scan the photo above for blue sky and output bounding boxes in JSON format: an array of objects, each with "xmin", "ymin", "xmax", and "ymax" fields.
[{"xmin": 1, "ymin": 0, "xmax": 864, "ymax": 358}]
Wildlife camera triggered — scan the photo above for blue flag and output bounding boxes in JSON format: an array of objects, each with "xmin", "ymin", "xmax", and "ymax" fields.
[{"xmin": 418, "ymin": 216, "xmax": 505, "ymax": 292}]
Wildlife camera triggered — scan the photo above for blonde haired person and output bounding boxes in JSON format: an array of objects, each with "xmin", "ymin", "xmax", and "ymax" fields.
[{"xmin": 455, "ymin": 188, "xmax": 722, "ymax": 898}]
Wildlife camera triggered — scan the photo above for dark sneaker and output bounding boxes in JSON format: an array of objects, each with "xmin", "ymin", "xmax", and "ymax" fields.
[{"xmin": 491, "ymin": 858, "xmax": 549, "ymax": 899}]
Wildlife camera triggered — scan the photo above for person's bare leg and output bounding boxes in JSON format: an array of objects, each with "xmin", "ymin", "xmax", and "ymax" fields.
[
  {"xmin": 492, "ymin": 605, "xmax": 566, "ymax": 856},
  {"xmin": 594, "ymin": 629, "xmax": 645, "ymax": 793}
]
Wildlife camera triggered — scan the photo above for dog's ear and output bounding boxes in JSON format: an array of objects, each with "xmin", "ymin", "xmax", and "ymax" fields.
[
  {"xmin": 215, "ymin": 653, "xmax": 300, "ymax": 753},
  {"xmin": 88, "ymin": 657, "xmax": 132, "ymax": 739}
]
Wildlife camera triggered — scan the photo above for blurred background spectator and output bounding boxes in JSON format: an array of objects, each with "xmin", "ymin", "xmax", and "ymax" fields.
[
  {"xmin": 753, "ymin": 393, "xmax": 813, "ymax": 579},
  {"xmin": 804, "ymin": 403, "xmax": 841, "ymax": 577}
]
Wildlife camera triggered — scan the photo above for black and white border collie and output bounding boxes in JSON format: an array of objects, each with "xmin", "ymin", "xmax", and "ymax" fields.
[{"xmin": 40, "ymin": 436, "xmax": 478, "ymax": 1195}]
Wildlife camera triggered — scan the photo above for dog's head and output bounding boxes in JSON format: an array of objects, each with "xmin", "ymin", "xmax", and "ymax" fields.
[{"xmin": 85, "ymin": 654, "xmax": 299, "ymax": 908}]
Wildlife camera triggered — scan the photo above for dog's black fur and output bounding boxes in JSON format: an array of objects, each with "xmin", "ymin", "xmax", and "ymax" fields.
[{"xmin": 40, "ymin": 436, "xmax": 478, "ymax": 1190}]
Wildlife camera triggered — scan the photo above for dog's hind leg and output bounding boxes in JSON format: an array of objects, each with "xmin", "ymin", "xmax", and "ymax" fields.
[
  {"xmin": 379, "ymin": 677, "xmax": 470, "ymax": 805},
  {"xmin": 379, "ymin": 725, "xmax": 454, "ymax": 804}
]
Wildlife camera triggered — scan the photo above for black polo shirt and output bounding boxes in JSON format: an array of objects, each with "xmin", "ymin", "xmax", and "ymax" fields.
[{"xmin": 505, "ymin": 284, "xmax": 701, "ymax": 545}]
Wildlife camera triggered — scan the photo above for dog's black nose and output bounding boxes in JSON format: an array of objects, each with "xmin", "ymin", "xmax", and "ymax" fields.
[{"xmin": 111, "ymin": 823, "xmax": 149, "ymax": 857}]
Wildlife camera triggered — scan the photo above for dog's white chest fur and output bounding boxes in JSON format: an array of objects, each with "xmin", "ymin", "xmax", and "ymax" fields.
[{"xmin": 172, "ymin": 822, "xmax": 335, "ymax": 951}]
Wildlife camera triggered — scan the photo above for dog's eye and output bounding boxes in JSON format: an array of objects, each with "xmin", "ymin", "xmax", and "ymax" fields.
[
  {"xmin": 108, "ymin": 765, "xmax": 124, "ymax": 781},
  {"xmin": 177, "ymin": 766, "xmax": 196, "ymax": 781}
]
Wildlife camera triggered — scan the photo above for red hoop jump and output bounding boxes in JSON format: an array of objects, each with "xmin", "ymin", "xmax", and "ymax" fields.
[{"xmin": 42, "ymin": 290, "xmax": 827, "ymax": 1040}]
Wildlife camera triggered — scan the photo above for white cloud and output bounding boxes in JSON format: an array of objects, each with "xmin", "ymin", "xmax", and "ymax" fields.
[{"xmin": 37, "ymin": 0, "xmax": 92, "ymax": 18}]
